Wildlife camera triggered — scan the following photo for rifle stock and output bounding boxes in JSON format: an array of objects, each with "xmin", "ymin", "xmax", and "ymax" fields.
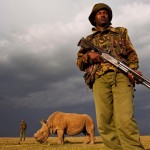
[{"xmin": 78, "ymin": 37, "xmax": 150, "ymax": 89}]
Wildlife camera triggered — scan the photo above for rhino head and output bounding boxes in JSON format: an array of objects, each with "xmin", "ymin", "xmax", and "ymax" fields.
[{"xmin": 34, "ymin": 120, "xmax": 49, "ymax": 143}]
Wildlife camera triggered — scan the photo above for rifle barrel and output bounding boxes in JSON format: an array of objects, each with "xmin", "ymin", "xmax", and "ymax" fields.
[{"xmin": 78, "ymin": 37, "xmax": 150, "ymax": 89}]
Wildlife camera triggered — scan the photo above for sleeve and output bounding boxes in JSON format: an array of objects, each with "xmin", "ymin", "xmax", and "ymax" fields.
[
  {"xmin": 76, "ymin": 36, "xmax": 95, "ymax": 71},
  {"xmin": 124, "ymin": 28, "xmax": 139, "ymax": 69},
  {"xmin": 76, "ymin": 47, "xmax": 90, "ymax": 71}
]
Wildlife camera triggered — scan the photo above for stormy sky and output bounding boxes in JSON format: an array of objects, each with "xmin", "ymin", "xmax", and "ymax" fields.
[{"xmin": 0, "ymin": 0, "xmax": 150, "ymax": 137}]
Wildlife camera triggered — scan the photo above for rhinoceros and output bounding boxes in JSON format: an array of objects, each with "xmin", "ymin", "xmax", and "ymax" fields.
[{"xmin": 34, "ymin": 111, "xmax": 95, "ymax": 144}]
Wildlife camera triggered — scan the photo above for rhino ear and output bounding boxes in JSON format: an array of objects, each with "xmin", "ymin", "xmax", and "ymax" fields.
[{"xmin": 39, "ymin": 119, "xmax": 47, "ymax": 125}]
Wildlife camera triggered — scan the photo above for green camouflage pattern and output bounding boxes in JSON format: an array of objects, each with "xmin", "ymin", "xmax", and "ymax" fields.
[
  {"xmin": 19, "ymin": 120, "xmax": 27, "ymax": 141},
  {"xmin": 20, "ymin": 121, "xmax": 27, "ymax": 130},
  {"xmin": 76, "ymin": 26, "xmax": 139, "ymax": 79}
]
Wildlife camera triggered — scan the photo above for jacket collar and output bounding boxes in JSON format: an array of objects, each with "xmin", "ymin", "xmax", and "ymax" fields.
[{"xmin": 91, "ymin": 26, "xmax": 118, "ymax": 36}]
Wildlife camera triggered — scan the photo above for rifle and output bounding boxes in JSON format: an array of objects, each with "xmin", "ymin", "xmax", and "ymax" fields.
[{"xmin": 78, "ymin": 37, "xmax": 150, "ymax": 89}]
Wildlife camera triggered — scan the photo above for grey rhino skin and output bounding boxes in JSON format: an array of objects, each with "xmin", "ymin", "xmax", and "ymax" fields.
[{"xmin": 34, "ymin": 111, "xmax": 95, "ymax": 144}]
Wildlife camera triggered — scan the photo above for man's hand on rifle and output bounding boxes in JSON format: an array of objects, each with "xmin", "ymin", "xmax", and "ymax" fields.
[
  {"xmin": 128, "ymin": 70, "xmax": 142, "ymax": 84},
  {"xmin": 88, "ymin": 50, "xmax": 101, "ymax": 63}
]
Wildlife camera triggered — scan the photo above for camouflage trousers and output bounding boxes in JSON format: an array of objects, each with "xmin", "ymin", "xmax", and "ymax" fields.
[
  {"xmin": 20, "ymin": 129, "xmax": 26, "ymax": 141},
  {"xmin": 93, "ymin": 72, "xmax": 145, "ymax": 150}
]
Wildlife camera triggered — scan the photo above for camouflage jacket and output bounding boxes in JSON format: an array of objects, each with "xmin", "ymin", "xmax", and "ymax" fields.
[
  {"xmin": 20, "ymin": 121, "xmax": 27, "ymax": 130},
  {"xmin": 76, "ymin": 26, "xmax": 139, "ymax": 78}
]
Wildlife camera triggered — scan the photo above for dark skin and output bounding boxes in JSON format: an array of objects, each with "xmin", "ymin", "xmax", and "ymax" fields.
[
  {"xmin": 87, "ymin": 9, "xmax": 142, "ymax": 83},
  {"xmin": 94, "ymin": 9, "xmax": 109, "ymax": 31}
]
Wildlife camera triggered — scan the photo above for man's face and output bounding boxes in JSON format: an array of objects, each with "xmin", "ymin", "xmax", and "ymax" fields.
[{"xmin": 94, "ymin": 9, "xmax": 109, "ymax": 27}]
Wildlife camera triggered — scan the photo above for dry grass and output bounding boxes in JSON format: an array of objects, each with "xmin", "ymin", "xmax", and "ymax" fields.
[{"xmin": 0, "ymin": 136, "xmax": 149, "ymax": 150}]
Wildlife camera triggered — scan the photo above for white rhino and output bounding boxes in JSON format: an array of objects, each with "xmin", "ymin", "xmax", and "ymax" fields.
[{"xmin": 34, "ymin": 111, "xmax": 95, "ymax": 144}]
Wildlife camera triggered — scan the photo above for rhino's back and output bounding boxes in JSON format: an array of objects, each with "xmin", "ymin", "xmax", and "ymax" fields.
[
  {"xmin": 48, "ymin": 112, "xmax": 89, "ymax": 122},
  {"xmin": 52, "ymin": 112, "xmax": 89, "ymax": 123},
  {"xmin": 46, "ymin": 112, "xmax": 61, "ymax": 128}
]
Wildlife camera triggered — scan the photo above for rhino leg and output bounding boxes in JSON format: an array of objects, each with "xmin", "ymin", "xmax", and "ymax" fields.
[
  {"xmin": 89, "ymin": 137, "xmax": 95, "ymax": 144},
  {"xmin": 84, "ymin": 116, "xmax": 95, "ymax": 144},
  {"xmin": 83, "ymin": 133, "xmax": 95, "ymax": 144},
  {"xmin": 57, "ymin": 129, "xmax": 64, "ymax": 144},
  {"xmin": 83, "ymin": 134, "xmax": 91, "ymax": 144},
  {"xmin": 88, "ymin": 131, "xmax": 95, "ymax": 144},
  {"xmin": 82, "ymin": 127, "xmax": 95, "ymax": 144}
]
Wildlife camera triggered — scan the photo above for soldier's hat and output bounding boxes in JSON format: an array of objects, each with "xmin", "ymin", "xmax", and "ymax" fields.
[{"xmin": 89, "ymin": 3, "xmax": 113, "ymax": 26}]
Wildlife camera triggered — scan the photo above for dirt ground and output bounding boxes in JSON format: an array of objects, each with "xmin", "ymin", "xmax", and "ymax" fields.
[{"xmin": 0, "ymin": 136, "xmax": 149, "ymax": 150}]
